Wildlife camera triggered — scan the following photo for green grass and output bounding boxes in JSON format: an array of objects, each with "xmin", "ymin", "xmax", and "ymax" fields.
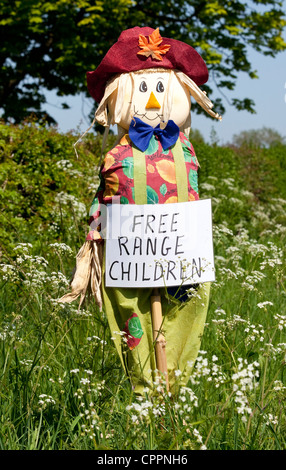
[{"xmin": 0, "ymin": 121, "xmax": 285, "ymax": 450}]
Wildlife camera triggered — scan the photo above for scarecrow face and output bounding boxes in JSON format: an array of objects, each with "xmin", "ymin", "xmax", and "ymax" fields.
[
  {"xmin": 108, "ymin": 70, "xmax": 191, "ymax": 130},
  {"xmin": 132, "ymin": 72, "xmax": 167, "ymax": 124}
]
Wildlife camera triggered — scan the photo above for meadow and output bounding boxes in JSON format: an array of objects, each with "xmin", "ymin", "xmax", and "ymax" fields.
[{"xmin": 0, "ymin": 120, "xmax": 285, "ymax": 450}]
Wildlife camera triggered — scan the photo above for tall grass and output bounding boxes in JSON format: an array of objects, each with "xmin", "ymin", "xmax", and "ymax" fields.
[{"xmin": 0, "ymin": 122, "xmax": 285, "ymax": 450}]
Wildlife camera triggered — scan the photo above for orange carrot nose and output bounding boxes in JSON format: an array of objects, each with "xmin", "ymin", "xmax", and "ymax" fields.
[{"xmin": 145, "ymin": 91, "xmax": 161, "ymax": 109}]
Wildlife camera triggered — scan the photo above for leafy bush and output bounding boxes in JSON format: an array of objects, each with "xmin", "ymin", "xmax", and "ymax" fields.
[{"xmin": 0, "ymin": 120, "xmax": 116, "ymax": 255}]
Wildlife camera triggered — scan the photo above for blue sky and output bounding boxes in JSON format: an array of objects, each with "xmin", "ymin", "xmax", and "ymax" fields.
[{"xmin": 45, "ymin": 20, "xmax": 286, "ymax": 145}]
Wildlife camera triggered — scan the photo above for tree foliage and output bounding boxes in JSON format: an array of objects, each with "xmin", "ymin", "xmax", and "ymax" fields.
[
  {"xmin": 0, "ymin": 0, "xmax": 285, "ymax": 123},
  {"xmin": 232, "ymin": 127, "xmax": 286, "ymax": 148}
]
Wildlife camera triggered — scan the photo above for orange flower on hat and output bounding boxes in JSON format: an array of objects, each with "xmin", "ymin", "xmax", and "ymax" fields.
[{"xmin": 137, "ymin": 28, "xmax": 171, "ymax": 61}]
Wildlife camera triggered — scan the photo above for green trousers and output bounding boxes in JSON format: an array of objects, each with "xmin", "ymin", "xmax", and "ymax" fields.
[{"xmin": 101, "ymin": 270, "xmax": 210, "ymax": 395}]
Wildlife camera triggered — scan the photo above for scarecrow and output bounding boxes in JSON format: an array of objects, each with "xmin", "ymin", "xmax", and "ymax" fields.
[{"xmin": 59, "ymin": 27, "xmax": 221, "ymax": 394}]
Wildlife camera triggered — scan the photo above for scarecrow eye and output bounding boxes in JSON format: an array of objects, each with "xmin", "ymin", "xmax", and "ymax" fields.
[
  {"xmin": 139, "ymin": 81, "xmax": 148, "ymax": 92},
  {"xmin": 156, "ymin": 81, "xmax": 164, "ymax": 93}
]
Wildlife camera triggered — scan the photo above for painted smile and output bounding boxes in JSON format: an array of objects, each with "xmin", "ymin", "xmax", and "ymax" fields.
[{"xmin": 133, "ymin": 107, "xmax": 163, "ymax": 122}]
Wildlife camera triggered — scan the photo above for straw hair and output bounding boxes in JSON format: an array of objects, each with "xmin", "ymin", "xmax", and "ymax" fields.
[
  {"xmin": 73, "ymin": 67, "xmax": 221, "ymax": 159},
  {"xmin": 94, "ymin": 68, "xmax": 221, "ymax": 132},
  {"xmin": 176, "ymin": 71, "xmax": 222, "ymax": 121}
]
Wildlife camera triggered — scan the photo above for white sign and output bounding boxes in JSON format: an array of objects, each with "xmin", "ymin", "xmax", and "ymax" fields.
[{"xmin": 105, "ymin": 199, "xmax": 215, "ymax": 288}]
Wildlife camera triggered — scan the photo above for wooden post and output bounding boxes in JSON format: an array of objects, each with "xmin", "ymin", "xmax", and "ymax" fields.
[{"xmin": 151, "ymin": 288, "xmax": 169, "ymax": 391}]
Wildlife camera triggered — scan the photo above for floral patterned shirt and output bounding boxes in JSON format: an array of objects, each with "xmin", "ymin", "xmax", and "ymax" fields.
[{"xmin": 87, "ymin": 132, "xmax": 199, "ymax": 241}]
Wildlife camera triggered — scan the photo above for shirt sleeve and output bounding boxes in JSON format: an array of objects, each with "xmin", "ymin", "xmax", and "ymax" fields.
[{"xmin": 86, "ymin": 171, "xmax": 105, "ymax": 241}]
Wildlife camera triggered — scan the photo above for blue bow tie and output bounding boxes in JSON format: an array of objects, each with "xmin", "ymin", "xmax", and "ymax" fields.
[{"xmin": 129, "ymin": 117, "xmax": 180, "ymax": 152}]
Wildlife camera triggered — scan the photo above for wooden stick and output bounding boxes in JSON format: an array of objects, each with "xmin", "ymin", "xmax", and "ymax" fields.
[{"xmin": 151, "ymin": 288, "xmax": 169, "ymax": 391}]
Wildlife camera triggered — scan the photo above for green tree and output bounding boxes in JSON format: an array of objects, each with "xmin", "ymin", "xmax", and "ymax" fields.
[
  {"xmin": 232, "ymin": 127, "xmax": 286, "ymax": 147},
  {"xmin": 1, "ymin": 0, "xmax": 285, "ymax": 123}
]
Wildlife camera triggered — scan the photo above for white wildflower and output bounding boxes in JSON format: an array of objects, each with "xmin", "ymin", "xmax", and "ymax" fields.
[{"xmin": 257, "ymin": 301, "xmax": 273, "ymax": 309}]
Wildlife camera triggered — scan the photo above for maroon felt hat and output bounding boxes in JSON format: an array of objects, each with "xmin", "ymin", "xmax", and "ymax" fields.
[{"xmin": 86, "ymin": 27, "xmax": 209, "ymax": 103}]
